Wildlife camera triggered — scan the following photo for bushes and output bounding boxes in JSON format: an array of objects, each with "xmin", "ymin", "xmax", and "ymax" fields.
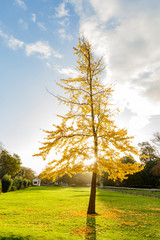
[
  {"xmin": 23, "ymin": 179, "xmax": 28, "ymax": 188},
  {"xmin": 2, "ymin": 174, "xmax": 13, "ymax": 193},
  {"xmin": 1, "ymin": 176, "xmax": 32, "ymax": 193},
  {"xmin": 17, "ymin": 178, "xmax": 23, "ymax": 190},
  {"xmin": 12, "ymin": 178, "xmax": 21, "ymax": 190},
  {"xmin": 28, "ymin": 180, "xmax": 31, "ymax": 187},
  {"xmin": 0, "ymin": 180, "xmax": 1, "ymax": 194}
]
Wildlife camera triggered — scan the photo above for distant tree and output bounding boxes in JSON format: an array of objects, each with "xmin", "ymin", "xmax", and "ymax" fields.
[
  {"xmin": 138, "ymin": 137, "xmax": 160, "ymax": 177},
  {"xmin": 71, "ymin": 173, "xmax": 92, "ymax": 186},
  {"xmin": 121, "ymin": 155, "xmax": 136, "ymax": 164},
  {"xmin": 0, "ymin": 142, "xmax": 3, "ymax": 152},
  {"xmin": 152, "ymin": 132, "xmax": 160, "ymax": 153},
  {"xmin": 138, "ymin": 141, "xmax": 157, "ymax": 163},
  {"xmin": 103, "ymin": 155, "xmax": 136, "ymax": 187},
  {"xmin": 34, "ymin": 37, "xmax": 143, "ymax": 214},
  {"xmin": 122, "ymin": 160, "xmax": 160, "ymax": 188},
  {"xmin": 57, "ymin": 173, "xmax": 72, "ymax": 185},
  {"xmin": 20, "ymin": 167, "xmax": 36, "ymax": 181},
  {"xmin": 151, "ymin": 132, "xmax": 160, "ymax": 176},
  {"xmin": 39, "ymin": 171, "xmax": 53, "ymax": 185},
  {"xmin": 102, "ymin": 171, "xmax": 119, "ymax": 186},
  {"xmin": 151, "ymin": 161, "xmax": 160, "ymax": 176},
  {"xmin": 0, "ymin": 150, "xmax": 21, "ymax": 178}
]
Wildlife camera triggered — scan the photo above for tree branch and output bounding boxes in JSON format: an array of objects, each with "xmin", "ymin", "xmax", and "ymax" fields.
[{"xmin": 46, "ymin": 88, "xmax": 89, "ymax": 106}]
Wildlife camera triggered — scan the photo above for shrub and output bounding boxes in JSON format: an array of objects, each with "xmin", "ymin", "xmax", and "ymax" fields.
[
  {"xmin": 0, "ymin": 180, "xmax": 1, "ymax": 194},
  {"xmin": 2, "ymin": 174, "xmax": 13, "ymax": 193},
  {"xmin": 28, "ymin": 180, "xmax": 31, "ymax": 187},
  {"xmin": 11, "ymin": 185, "xmax": 17, "ymax": 191},
  {"xmin": 13, "ymin": 178, "xmax": 19, "ymax": 189},
  {"xmin": 12, "ymin": 178, "xmax": 22, "ymax": 190},
  {"xmin": 17, "ymin": 178, "xmax": 23, "ymax": 189},
  {"xmin": 23, "ymin": 179, "xmax": 28, "ymax": 188}
]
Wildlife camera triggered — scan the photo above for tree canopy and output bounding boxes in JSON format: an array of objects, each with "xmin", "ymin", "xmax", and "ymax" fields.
[
  {"xmin": 18, "ymin": 167, "xmax": 36, "ymax": 181},
  {"xmin": 35, "ymin": 37, "xmax": 143, "ymax": 214},
  {"xmin": 0, "ymin": 150, "xmax": 21, "ymax": 178}
]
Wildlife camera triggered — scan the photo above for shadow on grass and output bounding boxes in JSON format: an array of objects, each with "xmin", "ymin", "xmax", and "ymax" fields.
[
  {"xmin": 85, "ymin": 215, "xmax": 96, "ymax": 240},
  {"xmin": 0, "ymin": 234, "xmax": 33, "ymax": 240},
  {"xmin": 97, "ymin": 189, "xmax": 131, "ymax": 199}
]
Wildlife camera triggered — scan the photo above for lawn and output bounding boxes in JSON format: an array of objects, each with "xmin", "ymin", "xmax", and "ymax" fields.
[{"xmin": 0, "ymin": 187, "xmax": 159, "ymax": 239}]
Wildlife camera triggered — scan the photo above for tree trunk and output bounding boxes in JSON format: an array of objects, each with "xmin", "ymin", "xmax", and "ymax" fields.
[{"xmin": 87, "ymin": 171, "xmax": 97, "ymax": 214}]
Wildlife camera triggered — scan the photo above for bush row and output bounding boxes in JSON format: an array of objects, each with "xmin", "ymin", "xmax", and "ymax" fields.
[
  {"xmin": 1, "ymin": 174, "xmax": 32, "ymax": 193},
  {"xmin": 0, "ymin": 180, "xmax": 1, "ymax": 194}
]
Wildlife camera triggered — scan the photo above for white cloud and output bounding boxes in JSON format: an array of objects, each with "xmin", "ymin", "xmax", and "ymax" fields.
[
  {"xmin": 58, "ymin": 28, "xmax": 72, "ymax": 40},
  {"xmin": 15, "ymin": 0, "xmax": 27, "ymax": 10},
  {"xmin": 89, "ymin": 0, "xmax": 118, "ymax": 22},
  {"xmin": 19, "ymin": 19, "xmax": 28, "ymax": 30},
  {"xmin": 25, "ymin": 41, "xmax": 63, "ymax": 59},
  {"xmin": 69, "ymin": 0, "xmax": 88, "ymax": 19},
  {"xmin": 25, "ymin": 41, "xmax": 52, "ymax": 59},
  {"xmin": 55, "ymin": 2, "xmax": 69, "ymax": 18},
  {"xmin": 0, "ymin": 28, "xmax": 62, "ymax": 59},
  {"xmin": 69, "ymin": 0, "xmax": 160, "ymax": 140},
  {"xmin": 37, "ymin": 22, "xmax": 47, "ymax": 31},
  {"xmin": 31, "ymin": 13, "xmax": 36, "ymax": 23},
  {"xmin": 0, "ymin": 29, "xmax": 8, "ymax": 39},
  {"xmin": 73, "ymin": 1, "xmax": 160, "ymax": 103},
  {"xmin": 52, "ymin": 50, "xmax": 63, "ymax": 59},
  {"xmin": 58, "ymin": 18, "xmax": 70, "ymax": 26},
  {"xmin": 8, "ymin": 36, "xmax": 24, "ymax": 50},
  {"xmin": 57, "ymin": 67, "xmax": 79, "ymax": 77},
  {"xmin": 31, "ymin": 14, "xmax": 46, "ymax": 31},
  {"xmin": 0, "ymin": 28, "xmax": 24, "ymax": 50}
]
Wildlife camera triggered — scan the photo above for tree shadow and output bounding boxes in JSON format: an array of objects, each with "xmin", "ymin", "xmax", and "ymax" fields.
[
  {"xmin": 0, "ymin": 234, "xmax": 32, "ymax": 239},
  {"xmin": 85, "ymin": 214, "xmax": 96, "ymax": 240}
]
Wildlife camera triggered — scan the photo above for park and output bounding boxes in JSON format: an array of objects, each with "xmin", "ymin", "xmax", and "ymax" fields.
[
  {"xmin": 1, "ymin": 2, "xmax": 160, "ymax": 239},
  {"xmin": 0, "ymin": 186, "xmax": 159, "ymax": 239}
]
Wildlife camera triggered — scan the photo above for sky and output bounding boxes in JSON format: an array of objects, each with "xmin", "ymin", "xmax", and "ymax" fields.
[{"xmin": 0, "ymin": 0, "xmax": 160, "ymax": 174}]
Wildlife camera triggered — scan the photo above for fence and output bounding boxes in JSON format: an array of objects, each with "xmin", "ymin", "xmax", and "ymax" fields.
[{"xmin": 99, "ymin": 186, "xmax": 160, "ymax": 198}]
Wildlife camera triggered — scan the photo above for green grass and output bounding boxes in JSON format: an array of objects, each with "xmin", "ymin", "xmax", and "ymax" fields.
[{"xmin": 0, "ymin": 187, "xmax": 159, "ymax": 239}]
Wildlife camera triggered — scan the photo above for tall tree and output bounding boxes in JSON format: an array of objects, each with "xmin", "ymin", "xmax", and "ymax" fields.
[
  {"xmin": 34, "ymin": 37, "xmax": 143, "ymax": 214},
  {"xmin": 151, "ymin": 132, "xmax": 160, "ymax": 176},
  {"xmin": 19, "ymin": 167, "xmax": 36, "ymax": 180},
  {"xmin": 152, "ymin": 132, "xmax": 160, "ymax": 156},
  {"xmin": 0, "ymin": 150, "xmax": 21, "ymax": 178},
  {"xmin": 138, "ymin": 141, "xmax": 157, "ymax": 163}
]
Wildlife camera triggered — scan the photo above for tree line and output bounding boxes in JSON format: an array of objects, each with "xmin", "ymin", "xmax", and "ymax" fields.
[
  {"xmin": 39, "ymin": 132, "xmax": 160, "ymax": 189},
  {"xmin": 0, "ymin": 145, "xmax": 36, "ymax": 193},
  {"xmin": 103, "ymin": 132, "xmax": 160, "ymax": 188}
]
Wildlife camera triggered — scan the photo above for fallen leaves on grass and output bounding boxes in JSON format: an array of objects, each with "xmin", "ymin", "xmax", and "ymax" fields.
[
  {"xmin": 120, "ymin": 221, "xmax": 138, "ymax": 227},
  {"xmin": 72, "ymin": 225, "xmax": 95, "ymax": 238}
]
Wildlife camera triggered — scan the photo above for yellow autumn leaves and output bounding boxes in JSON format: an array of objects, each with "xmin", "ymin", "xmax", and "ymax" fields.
[{"xmin": 34, "ymin": 37, "xmax": 143, "ymax": 181}]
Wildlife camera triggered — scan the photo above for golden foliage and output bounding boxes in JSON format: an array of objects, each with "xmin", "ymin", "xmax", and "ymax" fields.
[{"xmin": 34, "ymin": 37, "xmax": 143, "ymax": 181}]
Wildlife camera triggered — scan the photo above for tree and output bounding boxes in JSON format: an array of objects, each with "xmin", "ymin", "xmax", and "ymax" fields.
[
  {"xmin": 19, "ymin": 167, "xmax": 36, "ymax": 181},
  {"xmin": 121, "ymin": 160, "xmax": 160, "ymax": 188},
  {"xmin": 34, "ymin": 37, "xmax": 143, "ymax": 214},
  {"xmin": 151, "ymin": 132, "xmax": 160, "ymax": 176},
  {"xmin": 121, "ymin": 155, "xmax": 136, "ymax": 164},
  {"xmin": 138, "ymin": 141, "xmax": 157, "ymax": 163},
  {"xmin": 102, "ymin": 155, "xmax": 136, "ymax": 187},
  {"xmin": 0, "ymin": 150, "xmax": 21, "ymax": 178},
  {"xmin": 0, "ymin": 142, "xmax": 3, "ymax": 152},
  {"xmin": 152, "ymin": 132, "xmax": 160, "ymax": 153}
]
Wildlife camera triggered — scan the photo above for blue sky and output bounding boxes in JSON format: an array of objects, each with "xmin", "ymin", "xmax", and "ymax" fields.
[{"xmin": 1, "ymin": 0, "xmax": 160, "ymax": 174}]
